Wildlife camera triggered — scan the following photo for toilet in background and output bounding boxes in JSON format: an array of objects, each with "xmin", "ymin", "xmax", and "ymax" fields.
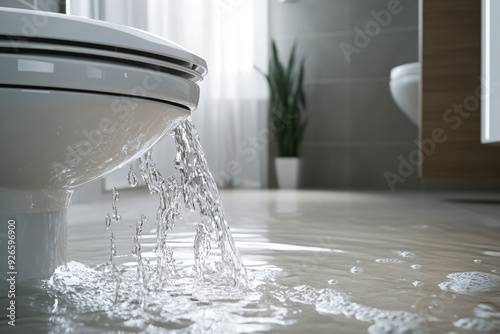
[{"xmin": 389, "ymin": 62, "xmax": 420, "ymax": 126}]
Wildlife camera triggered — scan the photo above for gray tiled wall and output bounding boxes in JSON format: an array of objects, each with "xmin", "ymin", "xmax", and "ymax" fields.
[
  {"xmin": 0, "ymin": 0, "xmax": 64, "ymax": 12},
  {"xmin": 269, "ymin": 0, "xmax": 500, "ymax": 191}
]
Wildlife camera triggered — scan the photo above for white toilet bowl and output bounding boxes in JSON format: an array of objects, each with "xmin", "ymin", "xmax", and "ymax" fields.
[
  {"xmin": 389, "ymin": 62, "xmax": 420, "ymax": 125},
  {"xmin": 0, "ymin": 8, "xmax": 207, "ymax": 281}
]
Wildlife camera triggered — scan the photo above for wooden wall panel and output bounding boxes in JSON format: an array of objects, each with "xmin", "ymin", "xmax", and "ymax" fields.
[{"xmin": 420, "ymin": 0, "xmax": 500, "ymax": 178}]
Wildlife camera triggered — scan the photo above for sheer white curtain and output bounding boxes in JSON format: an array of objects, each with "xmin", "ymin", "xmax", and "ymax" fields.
[{"xmin": 68, "ymin": 0, "xmax": 269, "ymax": 188}]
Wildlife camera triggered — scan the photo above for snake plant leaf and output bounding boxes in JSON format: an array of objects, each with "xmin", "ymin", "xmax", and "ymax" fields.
[
  {"xmin": 287, "ymin": 43, "xmax": 297, "ymax": 75},
  {"xmin": 260, "ymin": 39, "xmax": 307, "ymax": 157},
  {"xmin": 296, "ymin": 120, "xmax": 308, "ymax": 157}
]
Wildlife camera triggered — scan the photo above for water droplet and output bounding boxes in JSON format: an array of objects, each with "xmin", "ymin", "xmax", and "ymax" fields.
[
  {"xmin": 105, "ymin": 213, "xmax": 111, "ymax": 229},
  {"xmin": 350, "ymin": 266, "xmax": 364, "ymax": 274},
  {"xmin": 111, "ymin": 187, "xmax": 121, "ymax": 223},
  {"xmin": 128, "ymin": 163, "xmax": 138, "ymax": 187},
  {"xmin": 393, "ymin": 250, "xmax": 416, "ymax": 258},
  {"xmin": 112, "ymin": 187, "xmax": 119, "ymax": 201}
]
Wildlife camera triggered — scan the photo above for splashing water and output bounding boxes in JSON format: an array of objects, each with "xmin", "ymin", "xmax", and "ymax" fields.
[
  {"xmin": 138, "ymin": 150, "xmax": 180, "ymax": 287},
  {"xmin": 132, "ymin": 214, "xmax": 149, "ymax": 308},
  {"xmin": 111, "ymin": 187, "xmax": 122, "ymax": 223},
  {"xmin": 107, "ymin": 232, "xmax": 121, "ymax": 303},
  {"xmin": 105, "ymin": 187, "xmax": 122, "ymax": 229},
  {"xmin": 128, "ymin": 163, "xmax": 139, "ymax": 187},
  {"xmin": 107, "ymin": 116, "xmax": 247, "ymax": 289},
  {"xmin": 173, "ymin": 117, "xmax": 247, "ymax": 287},
  {"xmin": 38, "ymin": 117, "xmax": 252, "ymax": 332}
]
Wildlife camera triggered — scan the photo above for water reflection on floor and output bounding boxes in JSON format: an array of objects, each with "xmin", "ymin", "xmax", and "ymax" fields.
[{"xmin": 5, "ymin": 190, "xmax": 500, "ymax": 333}]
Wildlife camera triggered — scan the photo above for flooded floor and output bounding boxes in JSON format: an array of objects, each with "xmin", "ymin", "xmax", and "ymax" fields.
[{"xmin": 4, "ymin": 190, "xmax": 500, "ymax": 333}]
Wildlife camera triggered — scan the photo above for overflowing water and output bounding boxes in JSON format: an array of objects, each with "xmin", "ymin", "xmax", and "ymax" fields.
[{"xmin": 2, "ymin": 118, "xmax": 500, "ymax": 333}]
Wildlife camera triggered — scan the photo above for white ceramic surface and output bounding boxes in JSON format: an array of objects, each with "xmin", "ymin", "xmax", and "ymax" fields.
[
  {"xmin": 275, "ymin": 157, "xmax": 301, "ymax": 189},
  {"xmin": 390, "ymin": 62, "xmax": 420, "ymax": 125}
]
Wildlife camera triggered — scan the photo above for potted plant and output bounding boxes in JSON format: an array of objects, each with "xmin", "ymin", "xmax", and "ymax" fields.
[{"xmin": 261, "ymin": 40, "xmax": 307, "ymax": 188}]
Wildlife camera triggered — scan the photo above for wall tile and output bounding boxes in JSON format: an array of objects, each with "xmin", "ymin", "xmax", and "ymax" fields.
[
  {"xmin": 0, "ymin": 0, "xmax": 63, "ymax": 11},
  {"xmin": 349, "ymin": 0, "xmax": 418, "ymax": 31},
  {"xmin": 350, "ymin": 146, "xmax": 421, "ymax": 190},
  {"xmin": 303, "ymin": 82, "xmax": 349, "ymax": 144},
  {"xmin": 349, "ymin": 80, "xmax": 417, "ymax": 143},
  {"xmin": 349, "ymin": 30, "xmax": 418, "ymax": 78},
  {"xmin": 37, "ymin": 0, "xmax": 64, "ymax": 12},
  {"xmin": 270, "ymin": 0, "xmax": 350, "ymax": 36},
  {"xmin": 274, "ymin": 34, "xmax": 350, "ymax": 81},
  {"xmin": 301, "ymin": 145, "xmax": 349, "ymax": 189},
  {"xmin": 0, "ymin": 0, "xmax": 36, "ymax": 9}
]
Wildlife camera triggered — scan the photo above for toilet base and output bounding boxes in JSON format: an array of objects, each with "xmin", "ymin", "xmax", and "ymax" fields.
[
  {"xmin": 0, "ymin": 210, "xmax": 67, "ymax": 284},
  {"xmin": 0, "ymin": 188, "xmax": 69, "ymax": 283}
]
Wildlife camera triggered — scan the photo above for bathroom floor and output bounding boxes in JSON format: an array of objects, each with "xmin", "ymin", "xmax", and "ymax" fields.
[
  {"xmin": 57, "ymin": 189, "xmax": 500, "ymax": 333},
  {"xmin": 5, "ymin": 190, "xmax": 499, "ymax": 333}
]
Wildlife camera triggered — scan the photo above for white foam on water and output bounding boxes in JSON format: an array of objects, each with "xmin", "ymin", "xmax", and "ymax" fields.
[
  {"xmin": 453, "ymin": 317, "xmax": 498, "ymax": 332},
  {"xmin": 45, "ymin": 262, "xmax": 287, "ymax": 334},
  {"xmin": 438, "ymin": 272, "xmax": 500, "ymax": 294},
  {"xmin": 351, "ymin": 266, "xmax": 364, "ymax": 274},
  {"xmin": 411, "ymin": 264, "xmax": 422, "ymax": 269},
  {"xmin": 474, "ymin": 303, "xmax": 500, "ymax": 319},
  {"xmin": 413, "ymin": 281, "xmax": 424, "ymax": 287},
  {"xmin": 375, "ymin": 258, "xmax": 405, "ymax": 264},
  {"xmin": 286, "ymin": 285, "xmax": 428, "ymax": 334}
]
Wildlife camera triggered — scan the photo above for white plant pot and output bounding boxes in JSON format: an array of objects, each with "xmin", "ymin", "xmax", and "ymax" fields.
[{"xmin": 275, "ymin": 157, "xmax": 301, "ymax": 189}]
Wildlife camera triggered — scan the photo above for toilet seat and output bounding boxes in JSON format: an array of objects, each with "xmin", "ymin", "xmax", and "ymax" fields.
[{"xmin": 0, "ymin": 8, "xmax": 207, "ymax": 111}]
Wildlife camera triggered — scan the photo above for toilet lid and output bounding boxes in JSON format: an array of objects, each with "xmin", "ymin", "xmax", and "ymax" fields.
[
  {"xmin": 0, "ymin": 8, "xmax": 206, "ymax": 110},
  {"xmin": 0, "ymin": 8, "xmax": 207, "ymax": 78}
]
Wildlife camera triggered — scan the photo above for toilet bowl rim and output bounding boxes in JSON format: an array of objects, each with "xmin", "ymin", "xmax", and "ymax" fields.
[{"xmin": 390, "ymin": 62, "xmax": 420, "ymax": 79}]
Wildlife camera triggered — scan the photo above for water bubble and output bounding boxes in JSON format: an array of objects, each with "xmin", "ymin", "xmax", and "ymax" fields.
[
  {"xmin": 411, "ymin": 264, "xmax": 422, "ymax": 269},
  {"xmin": 350, "ymin": 266, "xmax": 364, "ymax": 274},
  {"xmin": 393, "ymin": 250, "xmax": 416, "ymax": 258},
  {"xmin": 127, "ymin": 163, "xmax": 138, "ymax": 187},
  {"xmin": 375, "ymin": 258, "xmax": 405, "ymax": 264},
  {"xmin": 474, "ymin": 259, "xmax": 482, "ymax": 264},
  {"xmin": 327, "ymin": 279, "xmax": 339, "ymax": 285},
  {"xmin": 413, "ymin": 281, "xmax": 424, "ymax": 287}
]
